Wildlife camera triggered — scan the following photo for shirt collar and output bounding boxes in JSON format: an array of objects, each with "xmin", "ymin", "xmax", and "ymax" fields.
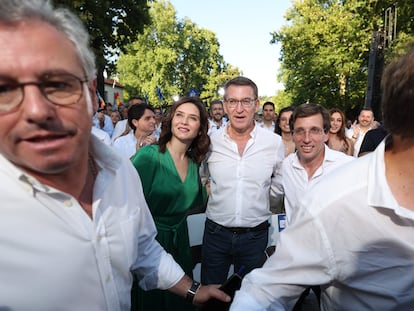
[{"xmin": 367, "ymin": 139, "xmax": 414, "ymax": 218}]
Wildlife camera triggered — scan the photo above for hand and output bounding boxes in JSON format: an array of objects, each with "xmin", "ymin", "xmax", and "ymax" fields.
[
  {"xmin": 193, "ymin": 284, "xmax": 231, "ymax": 307},
  {"xmin": 352, "ymin": 120, "xmax": 359, "ymax": 138}
]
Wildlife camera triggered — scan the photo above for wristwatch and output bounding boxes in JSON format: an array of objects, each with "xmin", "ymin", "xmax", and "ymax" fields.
[{"xmin": 185, "ymin": 280, "xmax": 201, "ymax": 303}]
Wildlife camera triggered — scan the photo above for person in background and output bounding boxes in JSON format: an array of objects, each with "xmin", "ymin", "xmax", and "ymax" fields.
[
  {"xmin": 201, "ymin": 76, "xmax": 285, "ymax": 286},
  {"xmin": 111, "ymin": 95, "xmax": 146, "ymax": 143},
  {"xmin": 153, "ymin": 106, "xmax": 163, "ymax": 140},
  {"xmin": 110, "ymin": 109, "xmax": 121, "ymax": 129},
  {"xmin": 131, "ymin": 96, "xmax": 210, "ymax": 311},
  {"xmin": 327, "ymin": 107, "xmax": 354, "ymax": 156},
  {"xmin": 93, "ymin": 106, "xmax": 114, "ymax": 137},
  {"xmin": 104, "ymin": 102, "xmax": 113, "ymax": 115},
  {"xmin": 0, "ymin": 1, "xmax": 229, "ymax": 310},
  {"xmin": 207, "ymin": 99, "xmax": 227, "ymax": 136},
  {"xmin": 275, "ymin": 106, "xmax": 295, "ymax": 157},
  {"xmin": 259, "ymin": 101, "xmax": 276, "ymax": 132},
  {"xmin": 230, "ymin": 44, "xmax": 414, "ymax": 311},
  {"xmin": 347, "ymin": 107, "xmax": 374, "ymax": 156},
  {"xmin": 112, "ymin": 104, "xmax": 157, "ymax": 159}
]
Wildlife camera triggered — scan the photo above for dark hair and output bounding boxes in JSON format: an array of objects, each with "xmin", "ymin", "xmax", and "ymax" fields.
[
  {"xmin": 290, "ymin": 103, "xmax": 330, "ymax": 133},
  {"xmin": 381, "ymin": 45, "xmax": 414, "ymax": 139},
  {"xmin": 159, "ymin": 96, "xmax": 210, "ymax": 164},
  {"xmin": 128, "ymin": 96, "xmax": 146, "ymax": 105},
  {"xmin": 275, "ymin": 106, "xmax": 294, "ymax": 134},
  {"xmin": 223, "ymin": 76, "xmax": 258, "ymax": 100},
  {"xmin": 328, "ymin": 108, "xmax": 352, "ymax": 153},
  {"xmin": 209, "ymin": 99, "xmax": 223, "ymax": 109},
  {"xmin": 128, "ymin": 104, "xmax": 154, "ymax": 132},
  {"xmin": 263, "ymin": 101, "xmax": 275, "ymax": 110}
]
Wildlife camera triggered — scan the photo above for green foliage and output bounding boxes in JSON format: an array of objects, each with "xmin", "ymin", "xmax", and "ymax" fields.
[
  {"xmin": 53, "ymin": 0, "xmax": 150, "ymax": 71},
  {"xmin": 116, "ymin": 0, "xmax": 241, "ymax": 106},
  {"xmin": 272, "ymin": 0, "xmax": 414, "ymax": 114}
]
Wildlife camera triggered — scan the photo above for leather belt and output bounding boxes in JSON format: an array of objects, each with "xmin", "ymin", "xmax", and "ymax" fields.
[{"xmin": 223, "ymin": 220, "xmax": 269, "ymax": 234}]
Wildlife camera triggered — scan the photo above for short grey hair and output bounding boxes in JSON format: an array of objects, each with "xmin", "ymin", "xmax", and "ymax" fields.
[{"xmin": 0, "ymin": 0, "xmax": 96, "ymax": 80}]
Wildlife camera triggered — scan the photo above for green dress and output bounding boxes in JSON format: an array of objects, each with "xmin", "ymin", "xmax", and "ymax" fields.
[{"xmin": 131, "ymin": 144, "xmax": 205, "ymax": 311}]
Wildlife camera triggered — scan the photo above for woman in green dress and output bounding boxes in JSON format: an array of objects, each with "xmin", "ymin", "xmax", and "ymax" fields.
[{"xmin": 131, "ymin": 96, "xmax": 210, "ymax": 311}]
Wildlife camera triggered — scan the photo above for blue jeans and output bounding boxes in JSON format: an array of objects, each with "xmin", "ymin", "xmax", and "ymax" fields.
[{"xmin": 201, "ymin": 218, "xmax": 268, "ymax": 284}]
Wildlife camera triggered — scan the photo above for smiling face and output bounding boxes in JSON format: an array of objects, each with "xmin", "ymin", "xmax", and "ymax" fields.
[
  {"xmin": 329, "ymin": 112, "xmax": 343, "ymax": 134},
  {"xmin": 279, "ymin": 110, "xmax": 293, "ymax": 134},
  {"xmin": 210, "ymin": 103, "xmax": 224, "ymax": 122},
  {"xmin": 358, "ymin": 109, "xmax": 374, "ymax": 128},
  {"xmin": 293, "ymin": 114, "xmax": 328, "ymax": 165},
  {"xmin": 171, "ymin": 102, "xmax": 201, "ymax": 143},
  {"xmin": 224, "ymin": 85, "xmax": 259, "ymax": 134},
  {"xmin": 0, "ymin": 20, "xmax": 95, "ymax": 176}
]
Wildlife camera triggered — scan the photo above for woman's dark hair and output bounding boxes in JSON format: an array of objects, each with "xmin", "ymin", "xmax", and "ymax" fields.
[
  {"xmin": 158, "ymin": 96, "xmax": 210, "ymax": 164},
  {"xmin": 128, "ymin": 104, "xmax": 154, "ymax": 132},
  {"xmin": 275, "ymin": 106, "xmax": 294, "ymax": 134}
]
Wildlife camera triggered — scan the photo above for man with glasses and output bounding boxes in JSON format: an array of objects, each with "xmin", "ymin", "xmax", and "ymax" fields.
[
  {"xmin": 270, "ymin": 103, "xmax": 353, "ymax": 309},
  {"xmin": 201, "ymin": 76, "xmax": 285, "ymax": 286},
  {"xmin": 231, "ymin": 46, "xmax": 414, "ymax": 311},
  {"xmin": 0, "ymin": 1, "xmax": 229, "ymax": 310},
  {"xmin": 272, "ymin": 103, "xmax": 353, "ymax": 225}
]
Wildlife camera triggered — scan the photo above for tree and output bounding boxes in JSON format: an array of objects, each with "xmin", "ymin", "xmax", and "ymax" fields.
[
  {"xmin": 271, "ymin": 0, "xmax": 414, "ymax": 116},
  {"xmin": 116, "ymin": 0, "xmax": 240, "ymax": 106},
  {"xmin": 53, "ymin": 0, "xmax": 151, "ymax": 96}
]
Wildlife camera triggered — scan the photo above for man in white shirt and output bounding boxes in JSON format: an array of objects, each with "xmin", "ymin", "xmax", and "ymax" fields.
[
  {"xmin": 207, "ymin": 99, "xmax": 227, "ymax": 135},
  {"xmin": 111, "ymin": 96, "xmax": 146, "ymax": 143},
  {"xmin": 346, "ymin": 108, "xmax": 374, "ymax": 156},
  {"xmin": 259, "ymin": 101, "xmax": 276, "ymax": 132},
  {"xmin": 0, "ymin": 1, "xmax": 229, "ymax": 310},
  {"xmin": 230, "ymin": 45, "xmax": 414, "ymax": 311},
  {"xmin": 202, "ymin": 77, "xmax": 285, "ymax": 285},
  {"xmin": 273, "ymin": 103, "xmax": 353, "ymax": 224}
]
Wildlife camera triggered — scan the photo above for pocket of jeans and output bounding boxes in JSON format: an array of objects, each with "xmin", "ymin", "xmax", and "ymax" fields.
[
  {"xmin": 247, "ymin": 228, "xmax": 268, "ymax": 240},
  {"xmin": 206, "ymin": 219, "xmax": 222, "ymax": 235}
]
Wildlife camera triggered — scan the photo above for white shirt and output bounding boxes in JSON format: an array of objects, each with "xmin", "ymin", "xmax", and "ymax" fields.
[
  {"xmin": 0, "ymin": 135, "xmax": 184, "ymax": 311},
  {"xmin": 258, "ymin": 121, "xmax": 275, "ymax": 132},
  {"xmin": 272, "ymin": 145, "xmax": 354, "ymax": 223},
  {"xmin": 112, "ymin": 131, "xmax": 137, "ymax": 159},
  {"xmin": 346, "ymin": 124, "xmax": 372, "ymax": 157},
  {"xmin": 91, "ymin": 126, "xmax": 111, "ymax": 146},
  {"xmin": 111, "ymin": 119, "xmax": 128, "ymax": 143},
  {"xmin": 231, "ymin": 140, "xmax": 414, "ymax": 311},
  {"xmin": 208, "ymin": 118, "xmax": 227, "ymax": 136},
  {"xmin": 205, "ymin": 124, "xmax": 285, "ymax": 227}
]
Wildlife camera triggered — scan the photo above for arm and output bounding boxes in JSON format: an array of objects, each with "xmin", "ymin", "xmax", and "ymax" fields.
[
  {"xmin": 230, "ymin": 206, "xmax": 334, "ymax": 310},
  {"xmin": 168, "ymin": 275, "xmax": 230, "ymax": 307}
]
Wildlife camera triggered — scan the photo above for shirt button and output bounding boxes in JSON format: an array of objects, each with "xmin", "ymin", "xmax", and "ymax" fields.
[
  {"xmin": 64, "ymin": 200, "xmax": 73, "ymax": 207},
  {"xmin": 105, "ymin": 275, "xmax": 111, "ymax": 282}
]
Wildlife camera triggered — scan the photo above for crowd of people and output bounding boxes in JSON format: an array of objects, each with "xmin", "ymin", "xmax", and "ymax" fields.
[{"xmin": 1, "ymin": 1, "xmax": 413, "ymax": 311}]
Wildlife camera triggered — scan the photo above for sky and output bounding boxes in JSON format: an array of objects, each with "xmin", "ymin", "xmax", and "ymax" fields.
[{"xmin": 169, "ymin": 0, "xmax": 293, "ymax": 97}]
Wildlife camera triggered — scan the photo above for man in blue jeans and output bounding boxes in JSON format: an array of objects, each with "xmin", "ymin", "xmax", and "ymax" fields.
[{"xmin": 201, "ymin": 76, "xmax": 285, "ymax": 284}]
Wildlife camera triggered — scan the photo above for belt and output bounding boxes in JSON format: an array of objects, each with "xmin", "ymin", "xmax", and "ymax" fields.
[{"xmin": 223, "ymin": 220, "xmax": 269, "ymax": 234}]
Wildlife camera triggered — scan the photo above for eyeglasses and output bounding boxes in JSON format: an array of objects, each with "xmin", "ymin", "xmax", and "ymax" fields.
[
  {"xmin": 224, "ymin": 98, "xmax": 256, "ymax": 108},
  {"xmin": 292, "ymin": 127, "xmax": 325, "ymax": 137},
  {"xmin": 0, "ymin": 73, "xmax": 87, "ymax": 112}
]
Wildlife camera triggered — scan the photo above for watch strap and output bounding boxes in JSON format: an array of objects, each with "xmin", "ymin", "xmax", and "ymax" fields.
[{"xmin": 185, "ymin": 280, "xmax": 201, "ymax": 303}]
